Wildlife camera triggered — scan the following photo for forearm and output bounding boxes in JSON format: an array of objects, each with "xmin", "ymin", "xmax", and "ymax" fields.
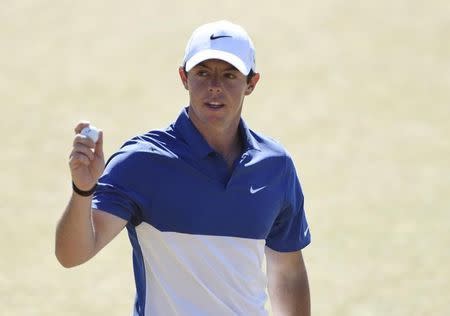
[
  {"xmin": 268, "ymin": 269, "xmax": 311, "ymax": 316},
  {"xmin": 55, "ymin": 193, "xmax": 96, "ymax": 267}
]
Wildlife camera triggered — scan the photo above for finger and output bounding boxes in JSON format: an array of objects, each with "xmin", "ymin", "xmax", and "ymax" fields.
[
  {"xmin": 71, "ymin": 144, "xmax": 95, "ymax": 161},
  {"xmin": 69, "ymin": 152, "xmax": 92, "ymax": 167},
  {"xmin": 94, "ymin": 130, "xmax": 104, "ymax": 159},
  {"xmin": 73, "ymin": 134, "xmax": 96, "ymax": 149},
  {"xmin": 74, "ymin": 121, "xmax": 91, "ymax": 134}
]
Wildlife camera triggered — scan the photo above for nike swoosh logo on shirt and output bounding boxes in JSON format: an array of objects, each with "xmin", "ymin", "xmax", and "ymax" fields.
[
  {"xmin": 250, "ymin": 186, "xmax": 267, "ymax": 194},
  {"xmin": 304, "ymin": 226, "xmax": 309, "ymax": 237}
]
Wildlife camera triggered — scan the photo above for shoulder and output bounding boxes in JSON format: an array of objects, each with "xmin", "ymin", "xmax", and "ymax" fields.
[
  {"xmin": 122, "ymin": 128, "xmax": 180, "ymax": 156},
  {"xmin": 248, "ymin": 129, "xmax": 294, "ymax": 162},
  {"xmin": 105, "ymin": 127, "xmax": 182, "ymax": 169},
  {"xmin": 247, "ymin": 128, "xmax": 301, "ymax": 182}
]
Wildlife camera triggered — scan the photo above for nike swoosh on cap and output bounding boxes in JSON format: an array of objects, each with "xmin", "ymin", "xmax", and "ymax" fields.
[{"xmin": 210, "ymin": 34, "xmax": 232, "ymax": 40}]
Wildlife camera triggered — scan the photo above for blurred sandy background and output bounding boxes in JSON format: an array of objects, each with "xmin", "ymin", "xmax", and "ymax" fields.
[{"xmin": 1, "ymin": 0, "xmax": 449, "ymax": 315}]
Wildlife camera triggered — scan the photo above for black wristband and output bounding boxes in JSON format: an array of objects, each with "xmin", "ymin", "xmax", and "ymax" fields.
[{"xmin": 72, "ymin": 181, "xmax": 97, "ymax": 197}]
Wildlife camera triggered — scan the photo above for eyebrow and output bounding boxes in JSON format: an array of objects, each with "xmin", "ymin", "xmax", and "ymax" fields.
[{"xmin": 196, "ymin": 62, "xmax": 239, "ymax": 72}]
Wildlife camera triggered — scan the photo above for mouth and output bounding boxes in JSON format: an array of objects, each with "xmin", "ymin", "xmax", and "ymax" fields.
[{"xmin": 204, "ymin": 102, "xmax": 225, "ymax": 109}]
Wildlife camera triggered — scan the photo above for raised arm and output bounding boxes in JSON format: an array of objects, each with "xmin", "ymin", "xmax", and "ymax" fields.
[
  {"xmin": 265, "ymin": 247, "xmax": 311, "ymax": 316},
  {"xmin": 55, "ymin": 122, "xmax": 127, "ymax": 268}
]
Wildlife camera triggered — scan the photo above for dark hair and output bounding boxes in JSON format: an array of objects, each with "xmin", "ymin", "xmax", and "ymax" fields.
[{"xmin": 246, "ymin": 69, "xmax": 255, "ymax": 84}]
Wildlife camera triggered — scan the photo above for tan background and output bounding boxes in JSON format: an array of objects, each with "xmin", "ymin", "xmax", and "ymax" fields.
[{"xmin": 1, "ymin": 0, "xmax": 449, "ymax": 315}]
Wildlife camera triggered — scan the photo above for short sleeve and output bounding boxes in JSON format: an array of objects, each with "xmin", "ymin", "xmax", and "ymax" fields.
[
  {"xmin": 265, "ymin": 155, "xmax": 311, "ymax": 252},
  {"xmin": 92, "ymin": 148, "xmax": 145, "ymax": 225}
]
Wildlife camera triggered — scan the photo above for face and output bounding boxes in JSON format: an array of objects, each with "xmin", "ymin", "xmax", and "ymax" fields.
[{"xmin": 179, "ymin": 59, "xmax": 260, "ymax": 132}]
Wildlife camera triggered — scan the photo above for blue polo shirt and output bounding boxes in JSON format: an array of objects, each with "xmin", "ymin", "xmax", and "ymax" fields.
[{"xmin": 92, "ymin": 107, "xmax": 311, "ymax": 316}]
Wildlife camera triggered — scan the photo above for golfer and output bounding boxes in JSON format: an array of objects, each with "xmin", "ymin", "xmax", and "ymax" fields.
[{"xmin": 56, "ymin": 20, "xmax": 311, "ymax": 316}]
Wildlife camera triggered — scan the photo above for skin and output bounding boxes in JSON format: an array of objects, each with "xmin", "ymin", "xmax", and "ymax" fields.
[
  {"xmin": 179, "ymin": 59, "xmax": 259, "ymax": 168},
  {"xmin": 266, "ymin": 247, "xmax": 311, "ymax": 316},
  {"xmin": 55, "ymin": 59, "xmax": 310, "ymax": 316},
  {"xmin": 55, "ymin": 122, "xmax": 127, "ymax": 267}
]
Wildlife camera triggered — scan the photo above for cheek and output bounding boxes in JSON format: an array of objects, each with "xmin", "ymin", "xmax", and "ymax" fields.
[
  {"xmin": 227, "ymin": 84, "xmax": 248, "ymax": 100},
  {"xmin": 187, "ymin": 80, "xmax": 206, "ymax": 104},
  {"xmin": 187, "ymin": 78, "xmax": 205, "ymax": 93},
  {"xmin": 222, "ymin": 80, "xmax": 242, "ymax": 91}
]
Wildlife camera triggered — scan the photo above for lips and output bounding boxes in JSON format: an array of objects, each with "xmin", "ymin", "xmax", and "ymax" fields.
[{"xmin": 205, "ymin": 102, "xmax": 224, "ymax": 109}]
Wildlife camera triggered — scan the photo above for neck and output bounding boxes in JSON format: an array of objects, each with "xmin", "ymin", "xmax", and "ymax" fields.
[
  {"xmin": 191, "ymin": 116, "xmax": 243, "ymax": 169},
  {"xmin": 206, "ymin": 127, "xmax": 242, "ymax": 162}
]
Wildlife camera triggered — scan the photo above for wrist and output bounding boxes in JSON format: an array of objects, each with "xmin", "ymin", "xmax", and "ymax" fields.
[{"xmin": 72, "ymin": 181, "xmax": 97, "ymax": 197}]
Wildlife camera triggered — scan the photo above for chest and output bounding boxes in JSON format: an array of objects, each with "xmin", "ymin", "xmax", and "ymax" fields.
[{"xmin": 134, "ymin": 154, "xmax": 286, "ymax": 240}]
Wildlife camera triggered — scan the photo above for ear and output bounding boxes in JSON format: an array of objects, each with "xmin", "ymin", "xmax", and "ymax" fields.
[
  {"xmin": 245, "ymin": 72, "xmax": 260, "ymax": 96},
  {"xmin": 178, "ymin": 66, "xmax": 189, "ymax": 90}
]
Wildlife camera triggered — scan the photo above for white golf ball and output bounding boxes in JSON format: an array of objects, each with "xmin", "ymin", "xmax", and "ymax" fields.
[{"xmin": 81, "ymin": 125, "xmax": 99, "ymax": 143}]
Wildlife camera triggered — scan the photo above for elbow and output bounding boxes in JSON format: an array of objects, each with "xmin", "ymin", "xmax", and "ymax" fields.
[
  {"xmin": 54, "ymin": 247, "xmax": 86, "ymax": 268},
  {"xmin": 55, "ymin": 252, "xmax": 79, "ymax": 268}
]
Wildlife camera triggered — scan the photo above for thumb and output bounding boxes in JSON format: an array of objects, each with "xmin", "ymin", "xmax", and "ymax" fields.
[{"xmin": 94, "ymin": 130, "xmax": 104, "ymax": 160}]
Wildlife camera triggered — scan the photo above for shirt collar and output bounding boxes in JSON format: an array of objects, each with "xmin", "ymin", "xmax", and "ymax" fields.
[
  {"xmin": 238, "ymin": 118, "xmax": 261, "ymax": 152},
  {"xmin": 172, "ymin": 107, "xmax": 261, "ymax": 158}
]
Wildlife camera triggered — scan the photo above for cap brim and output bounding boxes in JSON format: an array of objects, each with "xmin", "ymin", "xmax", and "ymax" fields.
[{"xmin": 185, "ymin": 49, "xmax": 250, "ymax": 75}]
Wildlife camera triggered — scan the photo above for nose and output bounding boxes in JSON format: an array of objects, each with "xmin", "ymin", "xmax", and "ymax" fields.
[{"xmin": 208, "ymin": 75, "xmax": 222, "ymax": 93}]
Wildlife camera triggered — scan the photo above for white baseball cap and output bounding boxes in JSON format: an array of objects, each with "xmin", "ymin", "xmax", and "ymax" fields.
[{"xmin": 183, "ymin": 20, "xmax": 256, "ymax": 75}]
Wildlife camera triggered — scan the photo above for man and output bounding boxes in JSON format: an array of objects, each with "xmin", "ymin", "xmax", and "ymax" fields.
[{"xmin": 55, "ymin": 20, "xmax": 311, "ymax": 316}]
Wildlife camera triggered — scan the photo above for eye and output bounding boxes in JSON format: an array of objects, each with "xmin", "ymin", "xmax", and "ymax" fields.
[
  {"xmin": 224, "ymin": 72, "xmax": 237, "ymax": 79},
  {"xmin": 196, "ymin": 70, "xmax": 208, "ymax": 77}
]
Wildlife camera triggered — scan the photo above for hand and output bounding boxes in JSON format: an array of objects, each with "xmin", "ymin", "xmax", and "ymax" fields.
[{"xmin": 69, "ymin": 121, "xmax": 105, "ymax": 191}]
